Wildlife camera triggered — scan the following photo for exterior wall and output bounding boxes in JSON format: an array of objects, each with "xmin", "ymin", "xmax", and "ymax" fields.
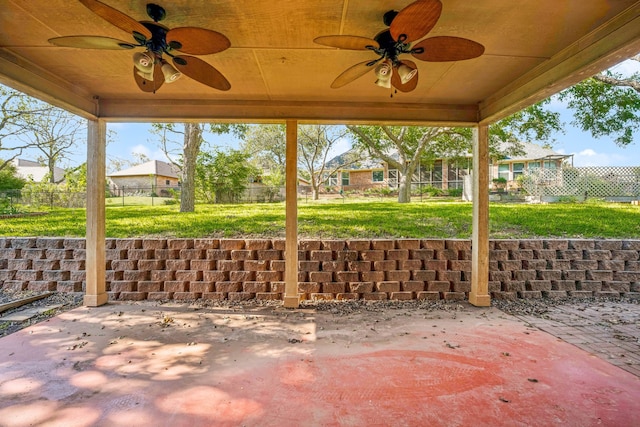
[
  {"xmin": 1, "ymin": 238, "xmax": 639, "ymax": 302},
  {"xmin": 491, "ymin": 159, "xmax": 564, "ymax": 187},
  {"xmin": 109, "ymin": 175, "xmax": 179, "ymax": 190},
  {"xmin": 343, "ymin": 170, "xmax": 377, "ymax": 191}
]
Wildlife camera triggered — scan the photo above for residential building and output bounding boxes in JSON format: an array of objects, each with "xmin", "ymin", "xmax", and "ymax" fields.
[
  {"xmin": 325, "ymin": 142, "xmax": 571, "ymax": 192},
  {"xmin": 12, "ymin": 158, "xmax": 65, "ymax": 183},
  {"xmin": 108, "ymin": 160, "xmax": 180, "ymax": 196},
  {"xmin": 490, "ymin": 142, "xmax": 573, "ymax": 187}
]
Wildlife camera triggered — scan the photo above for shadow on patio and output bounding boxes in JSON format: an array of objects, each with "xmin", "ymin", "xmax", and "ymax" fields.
[{"xmin": 1, "ymin": 301, "xmax": 639, "ymax": 426}]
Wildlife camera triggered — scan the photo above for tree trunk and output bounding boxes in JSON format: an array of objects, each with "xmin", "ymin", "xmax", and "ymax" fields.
[
  {"xmin": 397, "ymin": 168, "xmax": 411, "ymax": 203},
  {"xmin": 311, "ymin": 181, "xmax": 320, "ymax": 200},
  {"xmin": 180, "ymin": 123, "xmax": 203, "ymax": 212},
  {"xmin": 48, "ymin": 162, "xmax": 56, "ymax": 184}
]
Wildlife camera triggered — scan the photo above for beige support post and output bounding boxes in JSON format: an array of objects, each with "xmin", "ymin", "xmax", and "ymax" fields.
[
  {"xmin": 84, "ymin": 118, "xmax": 108, "ymax": 307},
  {"xmin": 469, "ymin": 125, "xmax": 491, "ymax": 307},
  {"xmin": 283, "ymin": 120, "xmax": 300, "ymax": 308}
]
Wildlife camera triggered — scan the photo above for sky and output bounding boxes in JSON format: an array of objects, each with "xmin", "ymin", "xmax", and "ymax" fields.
[
  {"xmin": 6, "ymin": 59, "xmax": 640, "ymax": 170},
  {"xmin": 100, "ymin": 58, "xmax": 640, "ymax": 170}
]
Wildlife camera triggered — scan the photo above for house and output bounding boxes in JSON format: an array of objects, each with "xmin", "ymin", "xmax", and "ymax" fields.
[
  {"xmin": 13, "ymin": 158, "xmax": 65, "ymax": 183},
  {"xmin": 325, "ymin": 142, "xmax": 572, "ymax": 192},
  {"xmin": 490, "ymin": 142, "xmax": 573, "ymax": 188},
  {"xmin": 108, "ymin": 160, "xmax": 180, "ymax": 196}
]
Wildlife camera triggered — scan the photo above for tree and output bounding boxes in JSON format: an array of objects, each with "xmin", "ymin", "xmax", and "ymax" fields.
[
  {"xmin": 63, "ymin": 163, "xmax": 87, "ymax": 192},
  {"xmin": 151, "ymin": 123, "xmax": 247, "ymax": 212},
  {"xmin": 347, "ymin": 102, "xmax": 562, "ymax": 203},
  {"xmin": 239, "ymin": 124, "xmax": 287, "ymax": 197},
  {"xmin": 241, "ymin": 124, "xmax": 363, "ymax": 200},
  {"xmin": 0, "ymin": 163, "xmax": 26, "ymax": 192},
  {"xmin": 0, "ymin": 85, "xmax": 62, "ymax": 173},
  {"xmin": 19, "ymin": 106, "xmax": 85, "ymax": 183},
  {"xmin": 297, "ymin": 125, "xmax": 361, "ymax": 200},
  {"xmin": 195, "ymin": 148, "xmax": 259, "ymax": 203},
  {"xmin": 559, "ymin": 55, "xmax": 640, "ymax": 146},
  {"xmin": 240, "ymin": 124, "xmax": 287, "ymax": 174}
]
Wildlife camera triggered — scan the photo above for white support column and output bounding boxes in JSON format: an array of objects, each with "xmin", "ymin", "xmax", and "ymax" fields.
[
  {"xmin": 84, "ymin": 118, "xmax": 107, "ymax": 307},
  {"xmin": 283, "ymin": 120, "xmax": 300, "ymax": 308},
  {"xmin": 469, "ymin": 125, "xmax": 491, "ymax": 307}
]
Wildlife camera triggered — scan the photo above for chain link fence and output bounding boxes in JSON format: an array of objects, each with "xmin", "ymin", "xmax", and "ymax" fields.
[{"xmin": 1, "ymin": 189, "xmax": 87, "ymax": 212}]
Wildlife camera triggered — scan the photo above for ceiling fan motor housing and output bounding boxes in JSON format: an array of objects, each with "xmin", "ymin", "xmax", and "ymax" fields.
[{"xmin": 374, "ymin": 30, "xmax": 411, "ymax": 65}]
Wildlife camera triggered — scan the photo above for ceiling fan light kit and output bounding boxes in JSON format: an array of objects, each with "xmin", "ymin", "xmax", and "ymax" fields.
[
  {"xmin": 314, "ymin": 0, "xmax": 485, "ymax": 95},
  {"xmin": 397, "ymin": 63, "xmax": 417, "ymax": 85},
  {"xmin": 161, "ymin": 61, "xmax": 182, "ymax": 83},
  {"xmin": 133, "ymin": 51, "xmax": 154, "ymax": 73},
  {"xmin": 49, "ymin": 0, "xmax": 231, "ymax": 93},
  {"xmin": 374, "ymin": 61, "xmax": 393, "ymax": 88}
]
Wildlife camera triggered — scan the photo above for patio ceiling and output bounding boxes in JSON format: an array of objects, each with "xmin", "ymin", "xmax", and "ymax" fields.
[{"xmin": 1, "ymin": 0, "xmax": 640, "ymax": 124}]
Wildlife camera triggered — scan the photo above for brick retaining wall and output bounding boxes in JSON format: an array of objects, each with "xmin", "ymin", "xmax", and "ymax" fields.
[{"xmin": 1, "ymin": 238, "xmax": 639, "ymax": 302}]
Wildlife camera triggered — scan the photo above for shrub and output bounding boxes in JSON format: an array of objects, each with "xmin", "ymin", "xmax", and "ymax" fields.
[
  {"xmin": 364, "ymin": 187, "xmax": 395, "ymax": 197},
  {"xmin": 419, "ymin": 186, "xmax": 444, "ymax": 197},
  {"xmin": 447, "ymin": 188, "xmax": 463, "ymax": 197}
]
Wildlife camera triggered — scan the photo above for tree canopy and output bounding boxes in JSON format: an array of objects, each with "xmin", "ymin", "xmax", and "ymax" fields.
[
  {"xmin": 559, "ymin": 55, "xmax": 640, "ymax": 146},
  {"xmin": 1, "ymin": 85, "xmax": 85, "ymax": 180}
]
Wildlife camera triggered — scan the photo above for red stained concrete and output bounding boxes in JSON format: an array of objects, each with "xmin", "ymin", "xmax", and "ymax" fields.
[{"xmin": 1, "ymin": 302, "xmax": 639, "ymax": 426}]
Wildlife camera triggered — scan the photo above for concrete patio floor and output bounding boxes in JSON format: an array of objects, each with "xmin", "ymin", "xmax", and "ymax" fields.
[{"xmin": 1, "ymin": 300, "xmax": 639, "ymax": 427}]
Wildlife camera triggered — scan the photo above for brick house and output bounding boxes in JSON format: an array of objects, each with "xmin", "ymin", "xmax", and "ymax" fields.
[
  {"xmin": 108, "ymin": 160, "xmax": 180, "ymax": 196},
  {"xmin": 325, "ymin": 142, "xmax": 571, "ymax": 192},
  {"xmin": 490, "ymin": 142, "xmax": 573, "ymax": 188}
]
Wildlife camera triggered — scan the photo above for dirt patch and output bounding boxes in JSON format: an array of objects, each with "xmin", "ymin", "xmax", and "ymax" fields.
[{"xmin": 1, "ymin": 289, "xmax": 638, "ymax": 339}]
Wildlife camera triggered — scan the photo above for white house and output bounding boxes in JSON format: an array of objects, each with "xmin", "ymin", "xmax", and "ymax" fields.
[{"xmin": 13, "ymin": 158, "xmax": 65, "ymax": 183}]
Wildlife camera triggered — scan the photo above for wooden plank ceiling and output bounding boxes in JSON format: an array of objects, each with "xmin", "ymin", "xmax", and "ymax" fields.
[{"xmin": 0, "ymin": 0, "xmax": 639, "ymax": 124}]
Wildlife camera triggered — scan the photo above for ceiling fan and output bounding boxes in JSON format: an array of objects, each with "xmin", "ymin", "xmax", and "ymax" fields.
[
  {"xmin": 314, "ymin": 0, "xmax": 484, "ymax": 94},
  {"xmin": 48, "ymin": 0, "xmax": 231, "ymax": 93}
]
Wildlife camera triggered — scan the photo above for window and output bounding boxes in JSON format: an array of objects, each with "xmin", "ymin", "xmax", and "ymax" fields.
[
  {"xmin": 498, "ymin": 164, "xmax": 510, "ymax": 180},
  {"xmin": 165, "ymin": 180, "xmax": 170, "ymax": 185},
  {"xmin": 528, "ymin": 161, "xmax": 541, "ymax": 171},
  {"xmin": 447, "ymin": 159, "xmax": 470, "ymax": 188},
  {"xmin": 327, "ymin": 173, "xmax": 338, "ymax": 186},
  {"xmin": 372, "ymin": 170, "xmax": 384, "ymax": 182},
  {"xmin": 388, "ymin": 169, "xmax": 398, "ymax": 188},
  {"xmin": 543, "ymin": 160, "xmax": 557, "ymax": 170},
  {"xmin": 512, "ymin": 162, "xmax": 524, "ymax": 178},
  {"xmin": 341, "ymin": 171, "xmax": 350, "ymax": 186}
]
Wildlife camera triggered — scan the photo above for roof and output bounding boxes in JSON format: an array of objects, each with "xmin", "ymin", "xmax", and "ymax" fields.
[
  {"xmin": 12, "ymin": 159, "xmax": 65, "ymax": 183},
  {"xmin": 497, "ymin": 141, "xmax": 572, "ymax": 162},
  {"xmin": 108, "ymin": 160, "xmax": 179, "ymax": 178},
  {"xmin": 327, "ymin": 148, "xmax": 395, "ymax": 170},
  {"xmin": 1, "ymin": 1, "xmax": 639, "ymax": 125}
]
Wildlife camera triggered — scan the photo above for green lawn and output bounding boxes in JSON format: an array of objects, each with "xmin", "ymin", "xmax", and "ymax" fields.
[{"xmin": 1, "ymin": 199, "xmax": 638, "ymax": 239}]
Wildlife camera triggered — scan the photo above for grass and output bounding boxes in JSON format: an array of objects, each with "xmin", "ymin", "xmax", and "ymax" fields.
[{"xmin": 0, "ymin": 198, "xmax": 638, "ymax": 239}]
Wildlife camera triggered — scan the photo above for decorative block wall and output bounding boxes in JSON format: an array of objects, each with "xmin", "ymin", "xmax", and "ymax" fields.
[{"xmin": 1, "ymin": 238, "xmax": 639, "ymax": 302}]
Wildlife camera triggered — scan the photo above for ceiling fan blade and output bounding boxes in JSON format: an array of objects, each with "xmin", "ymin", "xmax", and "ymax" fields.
[
  {"xmin": 330, "ymin": 60, "xmax": 376, "ymax": 89},
  {"xmin": 48, "ymin": 36, "xmax": 136, "ymax": 49},
  {"xmin": 78, "ymin": 0, "xmax": 151, "ymax": 40},
  {"xmin": 166, "ymin": 27, "xmax": 231, "ymax": 55},
  {"xmin": 314, "ymin": 35, "xmax": 380, "ymax": 50},
  {"xmin": 133, "ymin": 65, "xmax": 165, "ymax": 93},
  {"xmin": 390, "ymin": 0, "xmax": 442, "ymax": 43},
  {"xmin": 173, "ymin": 55, "xmax": 231, "ymax": 91},
  {"xmin": 391, "ymin": 60, "xmax": 419, "ymax": 93},
  {"xmin": 412, "ymin": 36, "xmax": 485, "ymax": 62}
]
